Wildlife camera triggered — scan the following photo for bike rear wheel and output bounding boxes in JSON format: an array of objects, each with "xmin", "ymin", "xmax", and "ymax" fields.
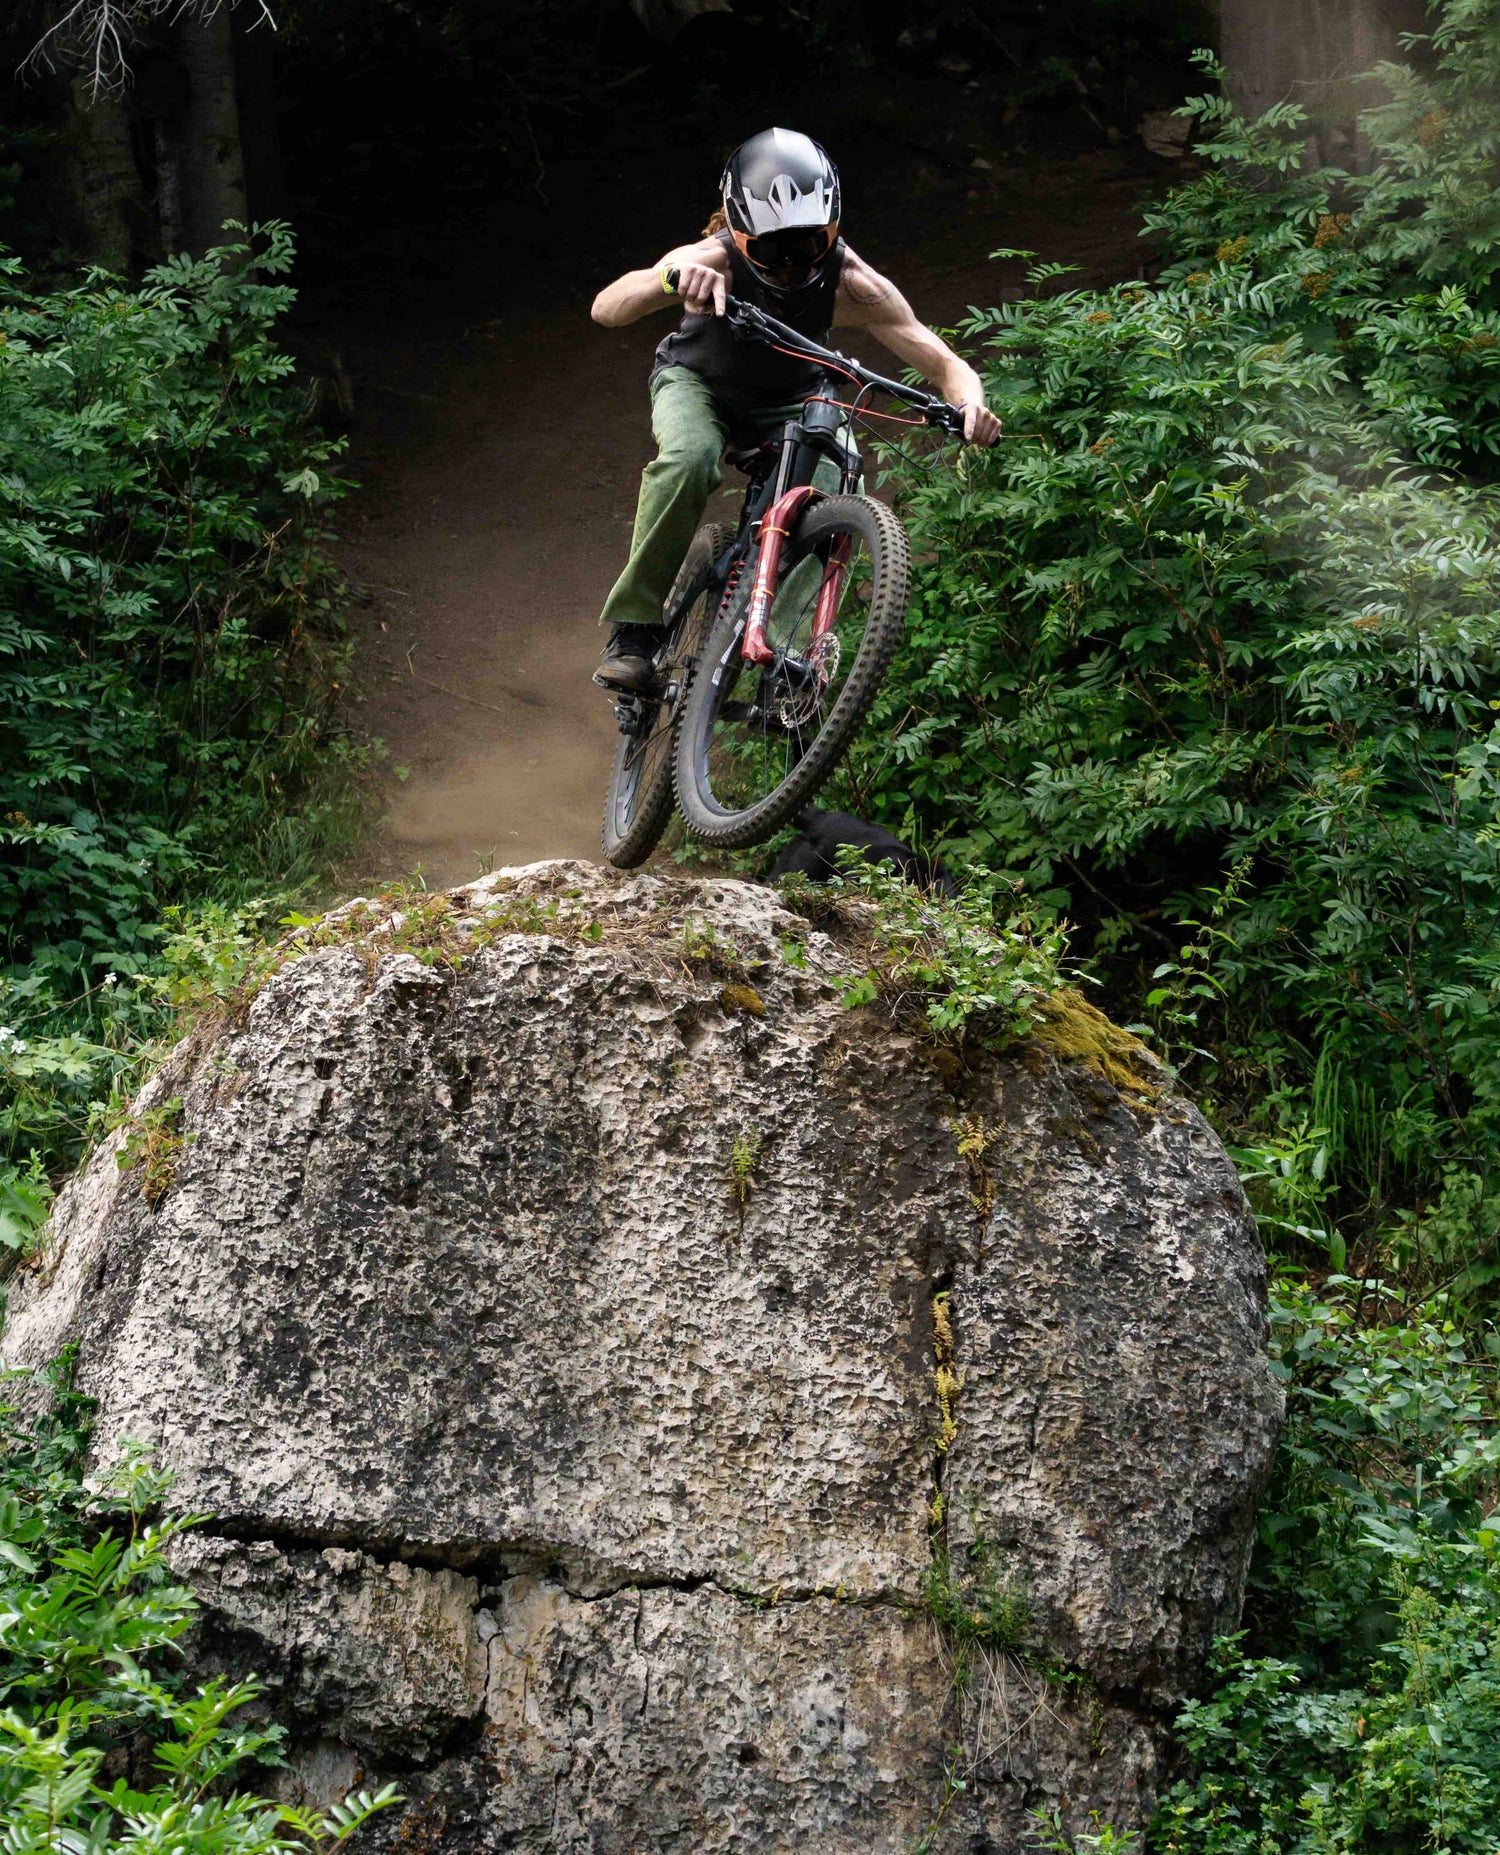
[
  {"xmin": 672, "ymin": 493, "xmax": 909, "ymax": 849},
  {"xmin": 601, "ymin": 523, "xmax": 731, "ymax": 868}
]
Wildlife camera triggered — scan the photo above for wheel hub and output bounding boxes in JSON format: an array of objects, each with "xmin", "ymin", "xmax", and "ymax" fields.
[{"xmin": 773, "ymin": 636, "xmax": 838, "ymax": 732}]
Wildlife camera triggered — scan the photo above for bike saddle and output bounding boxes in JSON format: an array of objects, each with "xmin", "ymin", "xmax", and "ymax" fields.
[{"xmin": 724, "ymin": 439, "xmax": 780, "ymax": 475}]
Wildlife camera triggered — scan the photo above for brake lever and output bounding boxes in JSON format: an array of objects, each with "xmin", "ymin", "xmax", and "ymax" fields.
[
  {"xmin": 662, "ymin": 272, "xmax": 761, "ymax": 340},
  {"xmin": 927, "ymin": 403, "xmax": 968, "ymax": 440}
]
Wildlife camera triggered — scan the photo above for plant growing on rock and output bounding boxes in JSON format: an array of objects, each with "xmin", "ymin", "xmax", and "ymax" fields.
[
  {"xmin": 814, "ymin": 853, "xmax": 1067, "ymax": 1049},
  {"xmin": 922, "ymin": 1534, "xmax": 1031, "ymax": 1657},
  {"xmin": 726, "ymin": 1129, "xmax": 763, "ymax": 1215},
  {"xmin": 1032, "ymin": 1808, "xmax": 1141, "ymax": 1854},
  {"xmin": 116, "ymin": 1095, "xmax": 190, "ymax": 1208}
]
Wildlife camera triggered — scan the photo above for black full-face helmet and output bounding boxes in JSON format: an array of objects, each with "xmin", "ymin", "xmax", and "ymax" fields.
[{"xmin": 721, "ymin": 128, "xmax": 841, "ymax": 291}]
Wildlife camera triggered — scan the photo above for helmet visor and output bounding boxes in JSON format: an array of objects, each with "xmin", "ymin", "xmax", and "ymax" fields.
[{"xmin": 736, "ymin": 224, "xmax": 838, "ymax": 279}]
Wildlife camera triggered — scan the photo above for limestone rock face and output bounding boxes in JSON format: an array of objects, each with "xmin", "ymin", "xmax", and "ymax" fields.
[
  {"xmin": 170, "ymin": 1536, "xmax": 487, "ymax": 1761},
  {"xmin": 1, "ymin": 861, "xmax": 1282, "ymax": 1852}
]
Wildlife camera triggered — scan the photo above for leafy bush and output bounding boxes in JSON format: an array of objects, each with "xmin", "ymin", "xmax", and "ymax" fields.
[
  {"xmin": 1154, "ymin": 1281, "xmax": 1500, "ymax": 1854},
  {"xmin": 0, "ymin": 225, "xmax": 359, "ymax": 1188},
  {"xmin": 786, "ymin": 851, "xmax": 1066, "ymax": 1045},
  {"xmin": 0, "ymin": 1353, "xmax": 396, "ymax": 1849},
  {"xmin": 850, "ymin": 1, "xmax": 1500, "ymax": 1288}
]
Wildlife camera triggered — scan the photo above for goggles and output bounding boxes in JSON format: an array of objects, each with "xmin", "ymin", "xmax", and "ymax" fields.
[{"xmin": 735, "ymin": 223, "xmax": 839, "ymax": 275}]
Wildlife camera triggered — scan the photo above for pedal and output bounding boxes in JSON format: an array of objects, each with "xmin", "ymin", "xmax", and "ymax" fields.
[{"xmin": 593, "ymin": 665, "xmax": 664, "ymax": 697}]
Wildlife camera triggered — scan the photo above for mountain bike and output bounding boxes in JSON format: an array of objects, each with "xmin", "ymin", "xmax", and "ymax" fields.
[{"xmin": 600, "ymin": 276, "xmax": 966, "ymax": 867}]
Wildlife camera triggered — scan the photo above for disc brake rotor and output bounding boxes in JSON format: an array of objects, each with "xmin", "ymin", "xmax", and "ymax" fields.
[{"xmin": 773, "ymin": 634, "xmax": 840, "ymax": 732}]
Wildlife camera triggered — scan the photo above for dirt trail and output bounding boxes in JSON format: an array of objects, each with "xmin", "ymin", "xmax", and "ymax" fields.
[
  {"xmin": 331, "ymin": 146, "xmax": 1162, "ymax": 891},
  {"xmin": 334, "ymin": 301, "xmax": 662, "ymax": 883}
]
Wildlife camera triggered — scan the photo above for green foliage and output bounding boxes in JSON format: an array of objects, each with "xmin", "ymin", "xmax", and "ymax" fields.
[
  {"xmin": 0, "ymin": 1151, "xmax": 51, "ymax": 1258},
  {"xmin": 855, "ymin": 0, "xmax": 1500, "ymax": 1285},
  {"xmin": 0, "ymin": 1353, "xmax": 398, "ymax": 1851},
  {"xmin": 792, "ymin": 850, "xmax": 1066, "ymax": 1047},
  {"xmin": 1253, "ymin": 1282, "xmax": 1500, "ymax": 1662},
  {"xmin": 1153, "ymin": 1282, "xmax": 1500, "ymax": 1855},
  {"xmin": 922, "ymin": 1536, "xmax": 1032, "ymax": 1654},
  {"xmin": 0, "ymin": 224, "xmax": 362, "ymax": 1203},
  {"xmin": 1145, "ymin": 10, "xmax": 1500, "ymax": 1823},
  {"xmin": 1032, "ymin": 1806, "xmax": 1141, "ymax": 1853}
]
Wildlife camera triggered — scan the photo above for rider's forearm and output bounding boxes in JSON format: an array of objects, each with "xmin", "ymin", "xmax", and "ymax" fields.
[
  {"xmin": 595, "ymin": 237, "xmax": 727, "ymax": 326},
  {"xmin": 592, "ymin": 268, "xmax": 674, "ymax": 327},
  {"xmin": 864, "ymin": 315, "xmax": 990, "ymax": 411},
  {"xmin": 925, "ymin": 354, "xmax": 987, "ymax": 409}
]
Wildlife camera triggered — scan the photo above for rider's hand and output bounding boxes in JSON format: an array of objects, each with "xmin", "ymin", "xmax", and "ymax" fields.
[
  {"xmin": 676, "ymin": 261, "xmax": 727, "ymax": 317},
  {"xmin": 962, "ymin": 401, "xmax": 1002, "ymax": 446}
]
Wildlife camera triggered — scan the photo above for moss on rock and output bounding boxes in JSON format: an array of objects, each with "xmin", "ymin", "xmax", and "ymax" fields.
[{"xmin": 1030, "ymin": 991, "xmax": 1161, "ymax": 1107}]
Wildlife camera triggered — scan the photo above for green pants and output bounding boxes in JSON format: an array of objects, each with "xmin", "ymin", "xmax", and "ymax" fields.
[{"xmin": 598, "ymin": 364, "xmax": 849, "ymax": 631}]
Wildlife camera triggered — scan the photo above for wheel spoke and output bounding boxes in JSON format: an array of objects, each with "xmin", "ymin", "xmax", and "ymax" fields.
[{"xmin": 701, "ymin": 520, "xmax": 874, "ymax": 818}]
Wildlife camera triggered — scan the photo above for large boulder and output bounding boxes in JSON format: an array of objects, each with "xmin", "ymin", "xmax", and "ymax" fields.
[{"xmin": 2, "ymin": 861, "xmax": 1281, "ymax": 1852}]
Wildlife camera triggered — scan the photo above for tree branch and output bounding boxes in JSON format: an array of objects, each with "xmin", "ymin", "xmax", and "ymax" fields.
[{"xmin": 21, "ymin": 0, "xmax": 276, "ymax": 100}]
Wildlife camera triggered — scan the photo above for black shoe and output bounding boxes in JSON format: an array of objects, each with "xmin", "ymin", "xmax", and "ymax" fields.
[{"xmin": 594, "ymin": 623, "xmax": 661, "ymax": 694}]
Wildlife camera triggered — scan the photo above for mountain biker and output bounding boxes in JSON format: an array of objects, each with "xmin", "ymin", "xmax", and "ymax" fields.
[{"xmin": 589, "ymin": 127, "xmax": 1002, "ymax": 693}]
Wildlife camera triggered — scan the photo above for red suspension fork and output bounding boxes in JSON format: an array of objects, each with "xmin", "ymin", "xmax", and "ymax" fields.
[
  {"xmin": 742, "ymin": 485, "xmax": 820, "ymax": 667},
  {"xmin": 811, "ymin": 533, "xmax": 852, "ymax": 645}
]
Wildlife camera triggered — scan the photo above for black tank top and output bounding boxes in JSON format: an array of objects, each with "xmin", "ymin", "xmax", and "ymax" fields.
[{"xmin": 652, "ymin": 230, "xmax": 846, "ymax": 413}]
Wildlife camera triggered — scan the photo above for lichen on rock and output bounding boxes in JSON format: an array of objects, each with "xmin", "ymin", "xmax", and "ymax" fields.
[{"xmin": 1, "ymin": 860, "xmax": 1282, "ymax": 1852}]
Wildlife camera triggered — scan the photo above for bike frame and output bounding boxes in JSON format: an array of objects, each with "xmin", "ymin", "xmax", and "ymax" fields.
[
  {"xmin": 606, "ymin": 277, "xmax": 962, "ymax": 743},
  {"xmin": 742, "ymin": 484, "xmax": 850, "ymax": 667},
  {"xmin": 703, "ymin": 293, "xmax": 962, "ymax": 673}
]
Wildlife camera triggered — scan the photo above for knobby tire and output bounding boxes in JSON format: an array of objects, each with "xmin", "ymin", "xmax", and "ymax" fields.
[
  {"xmin": 601, "ymin": 523, "xmax": 732, "ymax": 868},
  {"xmin": 672, "ymin": 494, "xmax": 909, "ymax": 849}
]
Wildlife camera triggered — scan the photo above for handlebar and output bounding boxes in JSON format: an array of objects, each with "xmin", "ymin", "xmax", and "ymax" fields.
[{"xmin": 663, "ymin": 268, "xmax": 968, "ymax": 440}]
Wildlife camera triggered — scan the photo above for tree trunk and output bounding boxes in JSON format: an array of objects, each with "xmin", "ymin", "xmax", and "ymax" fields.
[
  {"xmin": 232, "ymin": 4, "xmax": 285, "ymax": 223},
  {"xmin": 54, "ymin": 76, "xmax": 142, "ymax": 271},
  {"xmin": 174, "ymin": 6, "xmax": 248, "ymax": 254},
  {"xmin": 1219, "ymin": 0, "xmax": 1429, "ymax": 169}
]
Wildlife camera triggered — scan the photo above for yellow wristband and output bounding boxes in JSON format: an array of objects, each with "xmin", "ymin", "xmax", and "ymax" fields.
[{"xmin": 661, "ymin": 266, "xmax": 676, "ymax": 295}]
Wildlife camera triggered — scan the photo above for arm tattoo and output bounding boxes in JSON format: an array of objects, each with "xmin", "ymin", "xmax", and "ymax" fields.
[{"xmin": 843, "ymin": 262, "xmax": 895, "ymax": 308}]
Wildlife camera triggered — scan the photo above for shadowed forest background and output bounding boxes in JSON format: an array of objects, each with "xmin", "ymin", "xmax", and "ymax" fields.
[{"xmin": 5, "ymin": 1, "xmax": 1500, "ymax": 1849}]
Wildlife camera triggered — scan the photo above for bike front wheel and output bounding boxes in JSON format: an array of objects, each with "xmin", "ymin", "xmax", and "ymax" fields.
[
  {"xmin": 672, "ymin": 493, "xmax": 909, "ymax": 848},
  {"xmin": 602, "ymin": 522, "xmax": 731, "ymax": 868}
]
